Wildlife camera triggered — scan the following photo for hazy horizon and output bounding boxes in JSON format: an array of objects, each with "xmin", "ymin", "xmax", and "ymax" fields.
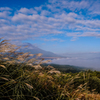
[{"xmin": 49, "ymin": 52, "xmax": 100, "ymax": 70}]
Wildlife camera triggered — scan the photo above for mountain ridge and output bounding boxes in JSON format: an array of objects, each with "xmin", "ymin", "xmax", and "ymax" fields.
[{"xmin": 18, "ymin": 43, "xmax": 63, "ymax": 58}]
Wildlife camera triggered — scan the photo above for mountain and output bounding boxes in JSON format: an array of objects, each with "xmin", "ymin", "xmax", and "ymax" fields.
[{"xmin": 18, "ymin": 43, "xmax": 63, "ymax": 58}]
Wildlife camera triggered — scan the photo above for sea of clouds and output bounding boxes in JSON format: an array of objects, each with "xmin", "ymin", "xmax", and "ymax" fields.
[{"xmin": 50, "ymin": 52, "xmax": 100, "ymax": 71}]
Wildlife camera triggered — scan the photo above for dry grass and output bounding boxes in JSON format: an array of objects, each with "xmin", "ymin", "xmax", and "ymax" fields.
[{"xmin": 0, "ymin": 37, "xmax": 100, "ymax": 100}]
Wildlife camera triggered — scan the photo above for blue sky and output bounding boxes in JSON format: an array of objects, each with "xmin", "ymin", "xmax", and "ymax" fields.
[{"xmin": 0, "ymin": 0, "xmax": 100, "ymax": 54}]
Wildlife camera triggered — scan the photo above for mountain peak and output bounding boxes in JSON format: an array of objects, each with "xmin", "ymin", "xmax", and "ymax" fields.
[
  {"xmin": 19, "ymin": 43, "xmax": 63, "ymax": 58},
  {"xmin": 22, "ymin": 43, "xmax": 34, "ymax": 47}
]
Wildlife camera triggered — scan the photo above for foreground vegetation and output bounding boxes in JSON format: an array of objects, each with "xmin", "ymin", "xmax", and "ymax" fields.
[{"xmin": 0, "ymin": 38, "xmax": 100, "ymax": 100}]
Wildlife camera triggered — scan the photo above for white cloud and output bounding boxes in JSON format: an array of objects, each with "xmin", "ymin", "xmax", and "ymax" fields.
[
  {"xmin": 48, "ymin": 0, "xmax": 90, "ymax": 12},
  {"xmin": 34, "ymin": 6, "xmax": 43, "ymax": 11},
  {"xmin": 67, "ymin": 32, "xmax": 100, "ymax": 41},
  {"xmin": 40, "ymin": 10, "xmax": 51, "ymax": 16},
  {"xmin": 47, "ymin": 0, "xmax": 100, "ymax": 17},
  {"xmin": 88, "ymin": 0, "xmax": 100, "ymax": 15},
  {"xmin": 0, "ymin": 7, "xmax": 12, "ymax": 11},
  {"xmin": 18, "ymin": 8, "xmax": 37, "ymax": 14},
  {"xmin": 42, "ymin": 38, "xmax": 64, "ymax": 42},
  {"xmin": 0, "ymin": 11, "xmax": 11, "ymax": 18}
]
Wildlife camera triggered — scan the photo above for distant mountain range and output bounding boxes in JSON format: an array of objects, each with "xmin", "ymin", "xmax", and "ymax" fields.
[{"xmin": 18, "ymin": 43, "xmax": 63, "ymax": 58}]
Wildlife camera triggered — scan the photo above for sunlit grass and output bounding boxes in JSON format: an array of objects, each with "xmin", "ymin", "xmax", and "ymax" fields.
[{"xmin": 0, "ymin": 37, "xmax": 100, "ymax": 100}]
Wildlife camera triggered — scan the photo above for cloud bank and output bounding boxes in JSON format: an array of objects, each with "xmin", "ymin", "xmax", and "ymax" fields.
[{"xmin": 50, "ymin": 52, "xmax": 100, "ymax": 70}]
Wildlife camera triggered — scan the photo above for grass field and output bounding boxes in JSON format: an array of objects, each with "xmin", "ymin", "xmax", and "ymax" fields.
[{"xmin": 0, "ymin": 38, "xmax": 100, "ymax": 100}]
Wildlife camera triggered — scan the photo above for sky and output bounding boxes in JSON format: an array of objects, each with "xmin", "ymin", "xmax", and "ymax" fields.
[{"xmin": 0, "ymin": 0, "xmax": 100, "ymax": 54}]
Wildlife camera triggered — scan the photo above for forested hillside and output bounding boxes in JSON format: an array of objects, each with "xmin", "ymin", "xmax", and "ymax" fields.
[{"xmin": 42, "ymin": 64, "xmax": 88, "ymax": 73}]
